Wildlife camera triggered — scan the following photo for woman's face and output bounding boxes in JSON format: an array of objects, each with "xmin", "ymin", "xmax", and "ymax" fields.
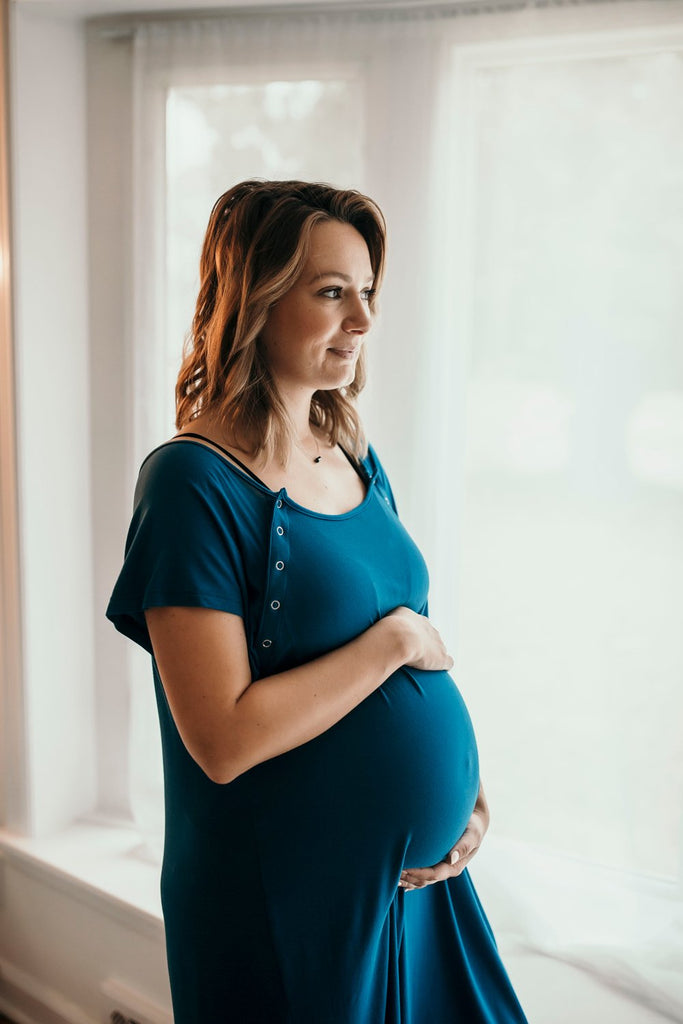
[{"xmin": 260, "ymin": 219, "xmax": 375, "ymax": 397}]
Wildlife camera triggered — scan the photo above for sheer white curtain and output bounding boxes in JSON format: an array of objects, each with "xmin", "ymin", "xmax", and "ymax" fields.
[
  {"xmin": 447, "ymin": 34, "xmax": 683, "ymax": 1020},
  {"xmin": 123, "ymin": 5, "xmax": 683, "ymax": 1017}
]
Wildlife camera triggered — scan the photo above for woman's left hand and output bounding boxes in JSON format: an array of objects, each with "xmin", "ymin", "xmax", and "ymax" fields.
[{"xmin": 398, "ymin": 782, "xmax": 490, "ymax": 892}]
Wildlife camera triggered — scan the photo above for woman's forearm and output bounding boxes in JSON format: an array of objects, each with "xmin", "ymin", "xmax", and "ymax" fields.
[
  {"xmin": 146, "ymin": 604, "xmax": 450, "ymax": 785},
  {"xmin": 221, "ymin": 616, "xmax": 412, "ymax": 782},
  {"xmin": 146, "ymin": 606, "xmax": 426, "ymax": 785}
]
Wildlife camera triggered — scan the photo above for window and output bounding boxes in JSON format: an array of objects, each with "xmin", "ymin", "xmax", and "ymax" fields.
[
  {"xmin": 131, "ymin": 65, "xmax": 367, "ymax": 853},
  {"xmin": 455, "ymin": 46, "xmax": 683, "ymax": 881},
  {"xmin": 164, "ymin": 76, "xmax": 365, "ymax": 431},
  {"xmin": 85, "ymin": 8, "xmax": 683, "ymax": 1016}
]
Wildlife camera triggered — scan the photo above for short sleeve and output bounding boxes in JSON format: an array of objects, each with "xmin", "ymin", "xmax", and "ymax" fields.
[{"xmin": 106, "ymin": 443, "xmax": 247, "ymax": 654}]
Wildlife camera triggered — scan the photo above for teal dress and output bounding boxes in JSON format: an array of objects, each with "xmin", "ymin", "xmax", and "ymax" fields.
[{"xmin": 107, "ymin": 438, "xmax": 528, "ymax": 1024}]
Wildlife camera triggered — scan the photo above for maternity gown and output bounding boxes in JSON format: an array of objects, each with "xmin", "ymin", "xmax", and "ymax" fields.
[{"xmin": 107, "ymin": 437, "xmax": 528, "ymax": 1024}]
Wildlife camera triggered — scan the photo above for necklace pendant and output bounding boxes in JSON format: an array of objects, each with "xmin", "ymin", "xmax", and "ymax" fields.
[{"xmin": 314, "ymin": 455, "xmax": 322, "ymax": 463}]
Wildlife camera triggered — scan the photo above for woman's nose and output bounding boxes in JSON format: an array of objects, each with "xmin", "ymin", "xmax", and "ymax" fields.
[{"xmin": 343, "ymin": 295, "xmax": 373, "ymax": 333}]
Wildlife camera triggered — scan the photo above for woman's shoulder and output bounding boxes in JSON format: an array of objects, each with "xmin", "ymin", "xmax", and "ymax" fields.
[
  {"xmin": 135, "ymin": 437, "xmax": 266, "ymax": 510},
  {"xmin": 136, "ymin": 438, "xmax": 217, "ymax": 494},
  {"xmin": 361, "ymin": 442, "xmax": 388, "ymax": 480},
  {"xmin": 362, "ymin": 442, "xmax": 398, "ymax": 513},
  {"xmin": 140, "ymin": 436, "xmax": 217, "ymax": 473}
]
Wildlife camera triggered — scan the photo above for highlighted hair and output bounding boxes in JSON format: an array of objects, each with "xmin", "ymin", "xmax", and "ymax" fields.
[{"xmin": 175, "ymin": 179, "xmax": 386, "ymax": 464}]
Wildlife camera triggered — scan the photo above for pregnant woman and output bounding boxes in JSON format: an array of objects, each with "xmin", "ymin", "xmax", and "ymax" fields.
[{"xmin": 107, "ymin": 179, "xmax": 528, "ymax": 1023}]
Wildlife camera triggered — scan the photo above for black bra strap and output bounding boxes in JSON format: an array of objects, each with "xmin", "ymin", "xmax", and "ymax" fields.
[
  {"xmin": 174, "ymin": 432, "xmax": 370, "ymax": 487},
  {"xmin": 339, "ymin": 445, "xmax": 370, "ymax": 484},
  {"xmin": 173, "ymin": 433, "xmax": 268, "ymax": 487}
]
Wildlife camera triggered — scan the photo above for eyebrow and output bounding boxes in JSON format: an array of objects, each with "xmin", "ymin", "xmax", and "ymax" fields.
[{"xmin": 308, "ymin": 271, "xmax": 375, "ymax": 285}]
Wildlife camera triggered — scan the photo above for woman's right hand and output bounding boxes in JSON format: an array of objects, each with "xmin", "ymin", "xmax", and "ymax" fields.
[{"xmin": 384, "ymin": 607, "xmax": 454, "ymax": 672}]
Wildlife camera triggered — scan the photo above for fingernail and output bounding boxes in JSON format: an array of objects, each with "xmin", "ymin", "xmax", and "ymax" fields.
[{"xmin": 450, "ymin": 851, "xmax": 460, "ymax": 866}]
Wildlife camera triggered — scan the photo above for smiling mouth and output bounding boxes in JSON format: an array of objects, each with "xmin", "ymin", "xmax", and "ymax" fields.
[{"xmin": 329, "ymin": 348, "xmax": 358, "ymax": 359}]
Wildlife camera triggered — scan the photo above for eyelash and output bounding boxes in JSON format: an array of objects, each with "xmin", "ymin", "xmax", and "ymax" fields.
[{"xmin": 320, "ymin": 287, "xmax": 376, "ymax": 302}]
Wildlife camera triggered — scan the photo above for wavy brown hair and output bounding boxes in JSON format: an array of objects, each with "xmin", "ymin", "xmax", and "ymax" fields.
[{"xmin": 176, "ymin": 179, "xmax": 387, "ymax": 464}]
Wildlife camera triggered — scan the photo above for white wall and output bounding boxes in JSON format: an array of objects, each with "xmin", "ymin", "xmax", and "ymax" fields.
[
  {"xmin": 1, "ymin": 11, "xmax": 171, "ymax": 1023},
  {"xmin": 0, "ymin": 847, "xmax": 171, "ymax": 1024},
  {"xmin": 10, "ymin": 5, "xmax": 96, "ymax": 836}
]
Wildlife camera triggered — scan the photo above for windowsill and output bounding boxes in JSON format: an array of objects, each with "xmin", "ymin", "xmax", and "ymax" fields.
[
  {"xmin": 1, "ymin": 822, "xmax": 678, "ymax": 952},
  {"xmin": 0, "ymin": 821, "xmax": 164, "ymax": 940}
]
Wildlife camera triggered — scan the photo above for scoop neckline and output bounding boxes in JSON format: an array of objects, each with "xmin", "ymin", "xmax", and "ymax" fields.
[{"xmin": 159, "ymin": 436, "xmax": 378, "ymax": 521}]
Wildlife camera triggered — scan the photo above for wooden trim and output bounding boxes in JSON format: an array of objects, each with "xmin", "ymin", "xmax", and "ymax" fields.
[{"xmin": 0, "ymin": 0, "xmax": 27, "ymax": 830}]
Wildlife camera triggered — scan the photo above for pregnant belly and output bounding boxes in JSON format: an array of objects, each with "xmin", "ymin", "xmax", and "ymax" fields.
[
  {"xmin": 246, "ymin": 668, "xmax": 480, "ymax": 871},
  {"xmin": 375, "ymin": 667, "xmax": 480, "ymax": 866}
]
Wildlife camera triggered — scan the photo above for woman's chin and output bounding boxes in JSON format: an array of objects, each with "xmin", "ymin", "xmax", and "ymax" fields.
[{"xmin": 316, "ymin": 369, "xmax": 357, "ymax": 391}]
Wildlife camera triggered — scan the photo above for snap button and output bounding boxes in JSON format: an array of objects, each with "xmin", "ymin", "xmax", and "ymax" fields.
[
  {"xmin": 276, "ymin": 499, "xmax": 283, "ymax": 508},
  {"xmin": 275, "ymin": 560, "xmax": 285, "ymax": 571},
  {"xmin": 270, "ymin": 600, "xmax": 281, "ymax": 610},
  {"xmin": 262, "ymin": 638, "xmax": 272, "ymax": 648},
  {"xmin": 276, "ymin": 526, "xmax": 284, "ymax": 536}
]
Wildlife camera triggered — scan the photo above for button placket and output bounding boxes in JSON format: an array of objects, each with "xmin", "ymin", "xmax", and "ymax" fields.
[{"xmin": 258, "ymin": 489, "xmax": 290, "ymax": 655}]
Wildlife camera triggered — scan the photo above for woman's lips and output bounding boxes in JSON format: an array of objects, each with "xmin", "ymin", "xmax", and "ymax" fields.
[{"xmin": 329, "ymin": 348, "xmax": 357, "ymax": 360}]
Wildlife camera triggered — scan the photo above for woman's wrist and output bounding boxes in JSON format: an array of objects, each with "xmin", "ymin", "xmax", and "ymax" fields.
[{"xmin": 371, "ymin": 613, "xmax": 416, "ymax": 671}]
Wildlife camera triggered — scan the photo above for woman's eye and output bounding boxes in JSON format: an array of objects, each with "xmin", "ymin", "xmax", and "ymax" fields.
[{"xmin": 319, "ymin": 287, "xmax": 376, "ymax": 301}]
